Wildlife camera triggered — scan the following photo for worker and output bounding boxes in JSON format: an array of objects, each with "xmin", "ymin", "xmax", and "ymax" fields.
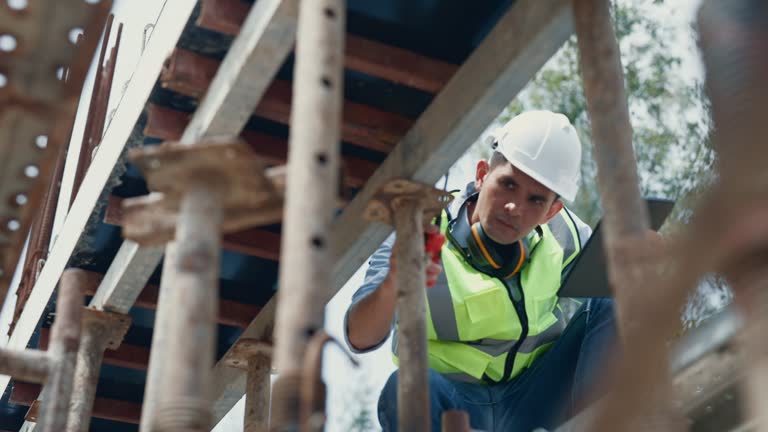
[{"xmin": 344, "ymin": 110, "xmax": 618, "ymax": 431}]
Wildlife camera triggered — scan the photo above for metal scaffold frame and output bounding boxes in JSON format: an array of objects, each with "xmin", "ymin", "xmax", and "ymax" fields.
[{"xmin": 2, "ymin": 0, "xmax": 766, "ymax": 430}]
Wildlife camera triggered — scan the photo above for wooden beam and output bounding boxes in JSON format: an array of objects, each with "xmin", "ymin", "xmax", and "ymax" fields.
[
  {"xmin": 179, "ymin": 0, "xmax": 298, "ymax": 142},
  {"xmin": 0, "ymin": 0, "xmax": 198, "ymax": 398},
  {"xmin": 211, "ymin": 0, "xmax": 576, "ymax": 424},
  {"xmin": 160, "ymin": 49, "xmax": 413, "ymax": 153},
  {"xmin": 144, "ymin": 104, "xmax": 378, "ymax": 187},
  {"xmin": 10, "ymin": 382, "xmax": 142, "ymax": 424},
  {"xmin": 197, "ymin": 0, "xmax": 458, "ymax": 93},
  {"xmin": 104, "ymin": 195, "xmax": 282, "ymax": 261},
  {"xmin": 78, "ymin": 266, "xmax": 263, "ymax": 328}
]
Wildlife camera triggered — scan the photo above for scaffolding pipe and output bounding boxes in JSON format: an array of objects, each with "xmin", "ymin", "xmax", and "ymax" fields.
[
  {"xmin": 244, "ymin": 354, "xmax": 271, "ymax": 432},
  {"xmin": 442, "ymin": 410, "xmax": 471, "ymax": 432},
  {"xmin": 573, "ymin": 0, "xmax": 686, "ymax": 430},
  {"xmin": 697, "ymin": 1, "xmax": 768, "ymax": 429},
  {"xmin": 67, "ymin": 310, "xmax": 130, "ymax": 432},
  {"xmin": 0, "ymin": 349, "xmax": 49, "ymax": 384},
  {"xmin": 37, "ymin": 269, "xmax": 85, "ymax": 432},
  {"xmin": 153, "ymin": 182, "xmax": 224, "ymax": 432},
  {"xmin": 139, "ymin": 245, "xmax": 177, "ymax": 432},
  {"xmin": 393, "ymin": 199, "xmax": 429, "ymax": 432},
  {"xmin": 271, "ymin": 0, "xmax": 345, "ymax": 429}
]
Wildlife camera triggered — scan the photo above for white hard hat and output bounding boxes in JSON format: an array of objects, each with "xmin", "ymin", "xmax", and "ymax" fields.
[{"xmin": 492, "ymin": 110, "xmax": 582, "ymax": 202}]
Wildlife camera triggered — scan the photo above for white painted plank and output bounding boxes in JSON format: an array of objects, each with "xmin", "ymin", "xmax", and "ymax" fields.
[
  {"xmin": 180, "ymin": 0, "xmax": 299, "ymax": 143},
  {"xmin": 0, "ymin": 0, "xmax": 197, "ymax": 396}
]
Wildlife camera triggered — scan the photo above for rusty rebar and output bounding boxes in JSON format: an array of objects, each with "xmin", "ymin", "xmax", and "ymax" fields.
[
  {"xmin": 71, "ymin": 14, "xmax": 114, "ymax": 208},
  {"xmin": 153, "ymin": 181, "xmax": 224, "ymax": 432},
  {"xmin": 36, "ymin": 269, "xmax": 85, "ymax": 432},
  {"xmin": 299, "ymin": 331, "xmax": 358, "ymax": 432},
  {"xmin": 0, "ymin": 348, "xmax": 49, "ymax": 384},
  {"xmin": 393, "ymin": 198, "xmax": 429, "ymax": 432},
  {"xmin": 272, "ymin": 0, "xmax": 346, "ymax": 427}
]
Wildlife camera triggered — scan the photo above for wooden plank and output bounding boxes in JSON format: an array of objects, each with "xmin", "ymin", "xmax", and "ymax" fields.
[
  {"xmin": 179, "ymin": 0, "xmax": 298, "ymax": 143},
  {"xmin": 144, "ymin": 104, "xmax": 378, "ymax": 187},
  {"xmin": 0, "ymin": 0, "xmax": 198, "ymax": 398},
  {"xmin": 212, "ymin": 0, "xmax": 576, "ymax": 424},
  {"xmin": 160, "ymin": 50, "xmax": 412, "ymax": 153},
  {"xmin": 10, "ymin": 382, "xmax": 141, "ymax": 424},
  {"xmin": 197, "ymin": 0, "xmax": 458, "ymax": 93},
  {"xmin": 103, "ymin": 195, "xmax": 283, "ymax": 261},
  {"xmin": 80, "ymin": 267, "xmax": 262, "ymax": 328}
]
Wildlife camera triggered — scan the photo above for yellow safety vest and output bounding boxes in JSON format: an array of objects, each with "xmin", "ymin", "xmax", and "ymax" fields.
[{"xmin": 392, "ymin": 208, "xmax": 581, "ymax": 383}]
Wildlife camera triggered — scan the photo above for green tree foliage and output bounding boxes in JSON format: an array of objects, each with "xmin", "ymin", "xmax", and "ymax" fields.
[{"xmin": 469, "ymin": 0, "xmax": 714, "ymax": 226}]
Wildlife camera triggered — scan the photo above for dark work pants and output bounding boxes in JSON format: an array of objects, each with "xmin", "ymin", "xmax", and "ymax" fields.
[{"xmin": 378, "ymin": 298, "xmax": 618, "ymax": 432}]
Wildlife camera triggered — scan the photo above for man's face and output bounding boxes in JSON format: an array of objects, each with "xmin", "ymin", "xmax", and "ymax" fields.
[{"xmin": 471, "ymin": 160, "xmax": 563, "ymax": 245}]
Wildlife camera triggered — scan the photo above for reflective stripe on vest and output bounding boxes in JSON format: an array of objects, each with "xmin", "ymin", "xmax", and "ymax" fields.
[{"xmin": 392, "ymin": 208, "xmax": 581, "ymax": 383}]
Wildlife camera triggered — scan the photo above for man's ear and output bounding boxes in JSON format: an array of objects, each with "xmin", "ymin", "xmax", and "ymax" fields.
[
  {"xmin": 543, "ymin": 199, "xmax": 564, "ymax": 223},
  {"xmin": 475, "ymin": 159, "xmax": 490, "ymax": 190}
]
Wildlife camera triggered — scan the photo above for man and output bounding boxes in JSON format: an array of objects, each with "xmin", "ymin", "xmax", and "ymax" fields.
[{"xmin": 345, "ymin": 111, "xmax": 617, "ymax": 431}]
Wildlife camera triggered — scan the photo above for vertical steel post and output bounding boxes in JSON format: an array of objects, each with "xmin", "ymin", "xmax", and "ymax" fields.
[
  {"xmin": 393, "ymin": 199, "xmax": 429, "ymax": 432},
  {"xmin": 573, "ymin": 0, "xmax": 685, "ymax": 430},
  {"xmin": 67, "ymin": 309, "xmax": 130, "ymax": 432},
  {"xmin": 442, "ymin": 410, "xmax": 471, "ymax": 432},
  {"xmin": 153, "ymin": 182, "xmax": 224, "ymax": 432},
  {"xmin": 37, "ymin": 269, "xmax": 85, "ymax": 432},
  {"xmin": 271, "ymin": 0, "xmax": 345, "ymax": 429},
  {"xmin": 245, "ymin": 353, "xmax": 271, "ymax": 432},
  {"xmin": 697, "ymin": 1, "xmax": 768, "ymax": 430},
  {"xmin": 139, "ymin": 245, "xmax": 177, "ymax": 432}
]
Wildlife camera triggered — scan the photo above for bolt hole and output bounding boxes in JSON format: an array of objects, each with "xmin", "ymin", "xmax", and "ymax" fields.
[
  {"xmin": 6, "ymin": 0, "xmax": 28, "ymax": 10},
  {"xmin": 35, "ymin": 135, "xmax": 48, "ymax": 149},
  {"xmin": 15, "ymin": 193, "xmax": 27, "ymax": 205},
  {"xmin": 7, "ymin": 219, "xmax": 19, "ymax": 231},
  {"xmin": 316, "ymin": 152, "xmax": 327, "ymax": 165},
  {"xmin": 324, "ymin": 7, "xmax": 336, "ymax": 19},
  {"xmin": 320, "ymin": 76, "xmax": 332, "ymax": 89},
  {"xmin": 68, "ymin": 27, "xmax": 83, "ymax": 45},
  {"xmin": 311, "ymin": 236, "xmax": 325, "ymax": 249},
  {"xmin": 233, "ymin": 360, "xmax": 240, "ymax": 365},
  {"xmin": 24, "ymin": 165, "xmax": 39, "ymax": 178},
  {"xmin": 0, "ymin": 73, "xmax": 7, "ymax": 88},
  {"xmin": 0, "ymin": 34, "xmax": 17, "ymax": 52}
]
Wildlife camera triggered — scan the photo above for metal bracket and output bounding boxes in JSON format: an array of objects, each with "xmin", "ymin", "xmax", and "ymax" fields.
[
  {"xmin": 363, "ymin": 178, "xmax": 453, "ymax": 226},
  {"xmin": 81, "ymin": 308, "xmax": 131, "ymax": 350},
  {"xmin": 221, "ymin": 338, "xmax": 273, "ymax": 370},
  {"xmin": 121, "ymin": 139, "xmax": 284, "ymax": 245}
]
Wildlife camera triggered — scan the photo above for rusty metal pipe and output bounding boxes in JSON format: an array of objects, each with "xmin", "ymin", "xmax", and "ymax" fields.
[
  {"xmin": 393, "ymin": 198, "xmax": 429, "ymax": 432},
  {"xmin": 272, "ymin": 0, "xmax": 346, "ymax": 428},
  {"xmin": 442, "ymin": 410, "xmax": 470, "ymax": 432},
  {"xmin": 37, "ymin": 269, "xmax": 85, "ymax": 432},
  {"xmin": 245, "ymin": 353, "xmax": 271, "ymax": 432},
  {"xmin": 0, "ymin": 348, "xmax": 49, "ymax": 383},
  {"xmin": 153, "ymin": 181, "xmax": 224, "ymax": 432},
  {"xmin": 66, "ymin": 310, "xmax": 128, "ymax": 432}
]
